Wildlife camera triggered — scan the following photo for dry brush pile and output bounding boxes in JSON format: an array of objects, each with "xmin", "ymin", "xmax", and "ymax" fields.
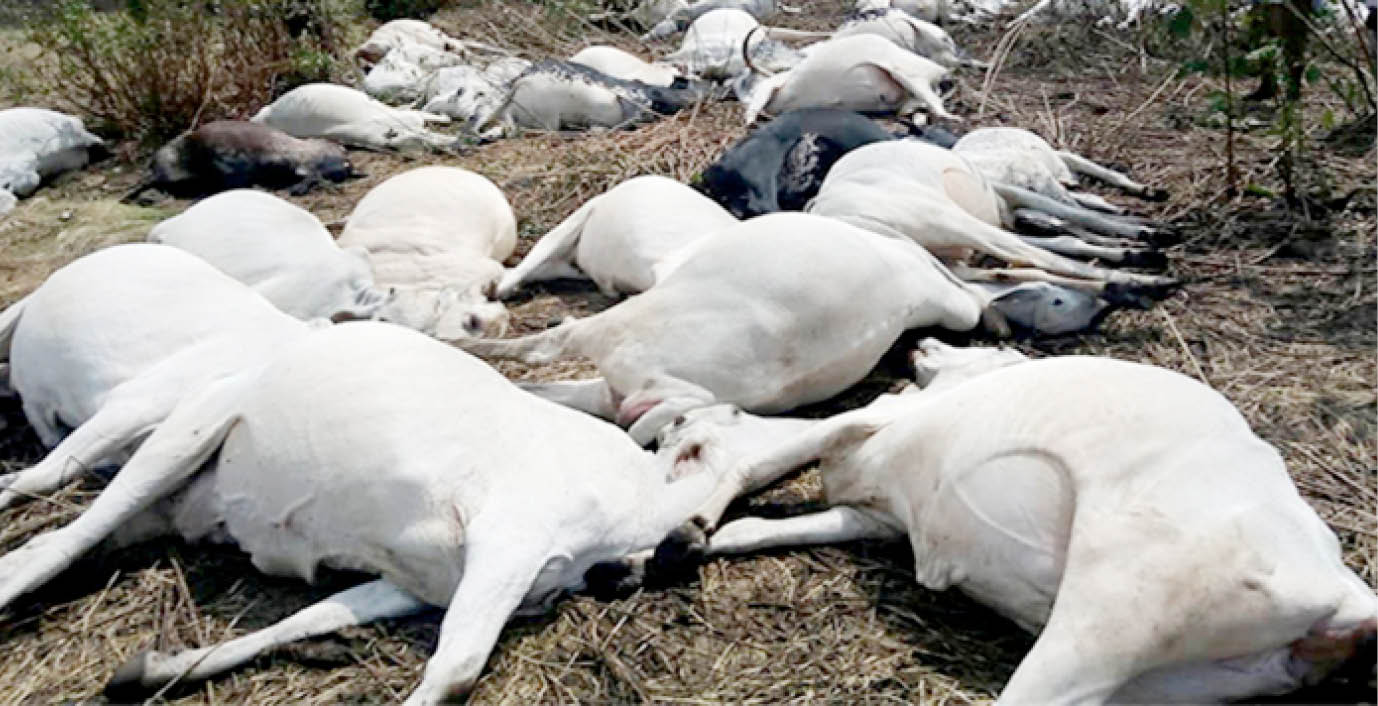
[{"xmin": 0, "ymin": 1, "xmax": 1374, "ymax": 703}]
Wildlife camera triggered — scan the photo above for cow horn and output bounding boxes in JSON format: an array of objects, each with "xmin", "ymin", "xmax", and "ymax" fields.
[{"xmin": 741, "ymin": 26, "xmax": 775, "ymax": 77}]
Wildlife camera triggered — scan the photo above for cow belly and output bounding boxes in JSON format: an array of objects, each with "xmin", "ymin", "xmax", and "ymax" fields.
[
  {"xmin": 508, "ymin": 80, "xmax": 628, "ymax": 130},
  {"xmin": 910, "ymin": 448, "xmax": 1075, "ymax": 631},
  {"xmin": 777, "ymin": 65, "xmax": 904, "ymax": 114},
  {"xmin": 214, "ymin": 421, "xmax": 467, "ymax": 606}
]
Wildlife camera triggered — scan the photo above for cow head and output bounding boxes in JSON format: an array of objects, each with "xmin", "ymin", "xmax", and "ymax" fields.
[
  {"xmin": 909, "ymin": 338, "xmax": 1028, "ymax": 390},
  {"xmin": 908, "ymin": 18, "xmax": 966, "ymax": 67},
  {"xmin": 375, "ymin": 280, "xmax": 509, "ymax": 341},
  {"xmin": 0, "ymin": 154, "xmax": 41, "ymax": 198},
  {"xmin": 695, "ymin": 161, "xmax": 779, "ymax": 219},
  {"xmin": 324, "ymin": 246, "xmax": 390, "ymax": 323},
  {"xmin": 422, "ymin": 71, "xmax": 504, "ymax": 128},
  {"xmin": 303, "ymin": 140, "xmax": 359, "ymax": 183},
  {"xmin": 655, "ymin": 404, "xmax": 816, "ymax": 481},
  {"xmin": 983, "ymin": 282, "xmax": 1111, "ymax": 336}
]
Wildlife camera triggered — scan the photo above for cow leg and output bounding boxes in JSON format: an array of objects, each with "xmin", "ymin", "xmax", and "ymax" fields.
[
  {"xmin": 1011, "ymin": 208, "xmax": 1143, "ymax": 249},
  {"xmin": 1055, "ymin": 151, "xmax": 1167, "ymax": 201},
  {"xmin": 996, "ymin": 183, "xmax": 1166, "ymax": 242},
  {"xmin": 520, "ymin": 378, "xmax": 618, "ymax": 421},
  {"xmin": 623, "ymin": 382, "xmax": 717, "ymax": 446},
  {"xmin": 707, "ymin": 506, "xmax": 902, "ymax": 555},
  {"xmin": 653, "ymin": 413, "xmax": 893, "ymax": 573},
  {"xmin": 0, "ymin": 377, "xmax": 243, "ymax": 612},
  {"xmin": 20, "ymin": 398, "xmax": 64, "ymax": 448},
  {"xmin": 1015, "ymin": 235, "xmax": 1167, "ymax": 270},
  {"xmin": 954, "ymin": 264, "xmax": 1174, "ymax": 310},
  {"xmin": 495, "ymin": 198, "xmax": 596, "ymax": 299},
  {"xmin": 456, "ymin": 318, "xmax": 585, "ymax": 364},
  {"xmin": 0, "ymin": 377, "xmax": 181, "ymax": 512},
  {"xmin": 954, "ymin": 265, "xmax": 1172, "ymax": 309},
  {"xmin": 406, "ymin": 533, "xmax": 554, "ymax": 704},
  {"xmin": 1065, "ymin": 190, "xmax": 1124, "ymax": 214},
  {"xmin": 105, "ymin": 580, "xmax": 426, "ymax": 700},
  {"xmin": 674, "ymin": 409, "xmax": 893, "ymax": 541}
]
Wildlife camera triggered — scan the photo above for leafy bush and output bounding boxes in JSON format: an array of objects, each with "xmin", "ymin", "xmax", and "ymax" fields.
[
  {"xmin": 24, "ymin": 0, "xmax": 352, "ymax": 143},
  {"xmin": 364, "ymin": 0, "xmax": 445, "ymax": 21}
]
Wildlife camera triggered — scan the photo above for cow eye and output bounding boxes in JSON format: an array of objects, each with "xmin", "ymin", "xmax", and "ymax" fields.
[
  {"xmin": 454, "ymin": 87, "xmax": 465, "ymax": 97},
  {"xmin": 1053, "ymin": 298, "xmax": 1064, "ymax": 306}
]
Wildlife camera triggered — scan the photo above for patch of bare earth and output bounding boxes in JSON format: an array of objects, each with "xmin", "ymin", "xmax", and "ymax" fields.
[{"xmin": 0, "ymin": 1, "xmax": 1374, "ymax": 704}]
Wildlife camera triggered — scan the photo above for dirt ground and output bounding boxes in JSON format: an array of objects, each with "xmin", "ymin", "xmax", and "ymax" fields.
[{"xmin": 0, "ymin": 1, "xmax": 1375, "ymax": 703}]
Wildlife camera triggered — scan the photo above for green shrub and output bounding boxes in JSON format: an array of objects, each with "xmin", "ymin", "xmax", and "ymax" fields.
[
  {"xmin": 363, "ymin": 0, "xmax": 445, "ymax": 21},
  {"xmin": 25, "ymin": 0, "xmax": 352, "ymax": 144}
]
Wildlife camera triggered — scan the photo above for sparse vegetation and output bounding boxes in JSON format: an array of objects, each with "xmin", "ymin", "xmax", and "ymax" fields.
[
  {"xmin": 21, "ymin": 0, "xmax": 357, "ymax": 144},
  {"xmin": 1166, "ymin": 0, "xmax": 1375, "ymax": 205}
]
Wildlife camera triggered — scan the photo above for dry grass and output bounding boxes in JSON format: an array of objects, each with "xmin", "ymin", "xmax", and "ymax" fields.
[{"xmin": 0, "ymin": 1, "xmax": 1375, "ymax": 704}]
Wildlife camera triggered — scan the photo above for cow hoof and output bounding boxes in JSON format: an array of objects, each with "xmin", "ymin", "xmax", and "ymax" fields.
[
  {"xmin": 1140, "ymin": 224, "xmax": 1183, "ymax": 249},
  {"xmin": 584, "ymin": 559, "xmax": 643, "ymax": 599},
  {"xmin": 1141, "ymin": 187, "xmax": 1170, "ymax": 202},
  {"xmin": 1121, "ymin": 249, "xmax": 1169, "ymax": 271},
  {"xmin": 649, "ymin": 520, "xmax": 709, "ymax": 583},
  {"xmin": 1103, "ymin": 279, "xmax": 1180, "ymax": 310},
  {"xmin": 105, "ymin": 649, "xmax": 158, "ymax": 701}
]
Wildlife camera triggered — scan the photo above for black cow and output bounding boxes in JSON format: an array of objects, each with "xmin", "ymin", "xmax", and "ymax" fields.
[
  {"xmin": 123, "ymin": 120, "xmax": 361, "ymax": 202},
  {"xmin": 695, "ymin": 108, "xmax": 893, "ymax": 219}
]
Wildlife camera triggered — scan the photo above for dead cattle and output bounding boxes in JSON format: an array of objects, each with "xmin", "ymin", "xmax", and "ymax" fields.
[
  {"xmin": 0, "ymin": 107, "xmax": 105, "ymax": 206},
  {"xmin": 123, "ymin": 120, "xmax": 360, "ymax": 202},
  {"xmin": 696, "ymin": 108, "xmax": 893, "ymax": 218},
  {"xmin": 654, "ymin": 340, "xmax": 1378, "ymax": 704},
  {"xmin": 0, "ymin": 322, "xmax": 740, "ymax": 704},
  {"xmin": 0, "ymin": 244, "xmax": 309, "ymax": 514},
  {"xmin": 460, "ymin": 212, "xmax": 992, "ymax": 444},
  {"xmin": 741, "ymin": 33, "xmax": 957, "ymax": 124},
  {"xmin": 475, "ymin": 60, "xmax": 707, "ymax": 136}
]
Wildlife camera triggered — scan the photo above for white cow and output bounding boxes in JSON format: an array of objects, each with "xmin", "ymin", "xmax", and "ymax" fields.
[
  {"xmin": 0, "ymin": 107, "xmax": 104, "ymax": 202},
  {"xmin": 420, "ymin": 58, "xmax": 533, "ymax": 125},
  {"xmin": 0, "ymin": 322, "xmax": 734, "ymax": 704},
  {"xmin": 655, "ymin": 339, "xmax": 1378, "ymax": 704},
  {"xmin": 0, "ymin": 244, "xmax": 309, "ymax": 513},
  {"xmin": 808, "ymin": 139, "xmax": 1175, "ymax": 307},
  {"xmin": 339, "ymin": 166, "xmax": 516, "ymax": 339},
  {"xmin": 832, "ymin": 9, "xmax": 983, "ymax": 67},
  {"xmin": 353, "ymin": 18, "xmax": 512, "ymax": 67},
  {"xmin": 642, "ymin": 0, "xmax": 798, "ymax": 38},
  {"xmin": 953, "ymin": 127, "xmax": 1167, "ymax": 208},
  {"xmin": 461, "ymin": 212, "xmax": 992, "ymax": 444},
  {"xmin": 742, "ymin": 34, "xmax": 957, "ymax": 124},
  {"xmin": 251, "ymin": 83, "xmax": 458, "ymax": 152},
  {"xmin": 474, "ymin": 61, "xmax": 709, "ymax": 136},
  {"xmin": 147, "ymin": 190, "xmax": 388, "ymax": 322},
  {"xmin": 854, "ymin": 0, "xmax": 952, "ymax": 25},
  {"xmin": 363, "ymin": 41, "xmax": 467, "ymax": 103},
  {"xmin": 355, "ymin": 18, "xmax": 467, "ymax": 65},
  {"xmin": 570, "ymin": 45, "xmax": 685, "ymax": 87},
  {"xmin": 660, "ymin": 9, "xmax": 823, "ymax": 80},
  {"xmin": 496, "ymin": 175, "xmax": 737, "ymax": 298}
]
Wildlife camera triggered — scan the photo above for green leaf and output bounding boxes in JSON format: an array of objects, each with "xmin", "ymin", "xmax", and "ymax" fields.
[
  {"xmin": 1244, "ymin": 183, "xmax": 1277, "ymax": 198},
  {"xmin": 1168, "ymin": 5, "xmax": 1194, "ymax": 37},
  {"xmin": 1321, "ymin": 108, "xmax": 1336, "ymax": 130},
  {"xmin": 1181, "ymin": 59, "xmax": 1210, "ymax": 75},
  {"xmin": 1207, "ymin": 90, "xmax": 1230, "ymax": 113},
  {"xmin": 1304, "ymin": 65, "xmax": 1321, "ymax": 84}
]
